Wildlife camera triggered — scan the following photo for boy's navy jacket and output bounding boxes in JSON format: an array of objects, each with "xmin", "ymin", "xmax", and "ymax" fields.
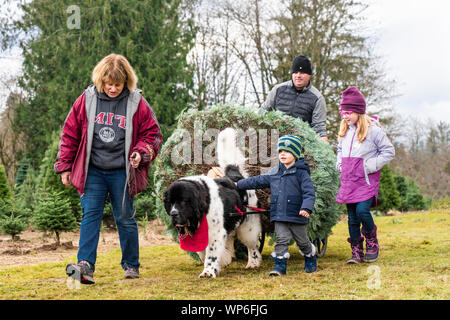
[{"xmin": 237, "ymin": 159, "xmax": 315, "ymax": 225}]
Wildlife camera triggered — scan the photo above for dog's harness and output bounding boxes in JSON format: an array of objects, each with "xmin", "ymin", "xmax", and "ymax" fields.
[{"xmin": 230, "ymin": 206, "xmax": 268, "ymax": 217}]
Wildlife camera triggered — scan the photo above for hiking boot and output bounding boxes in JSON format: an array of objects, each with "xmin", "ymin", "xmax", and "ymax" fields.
[
  {"xmin": 66, "ymin": 260, "xmax": 94, "ymax": 284},
  {"xmin": 346, "ymin": 236, "xmax": 364, "ymax": 264},
  {"xmin": 304, "ymin": 254, "xmax": 318, "ymax": 273},
  {"xmin": 362, "ymin": 225, "xmax": 380, "ymax": 262},
  {"xmin": 124, "ymin": 267, "xmax": 140, "ymax": 279},
  {"xmin": 269, "ymin": 253, "xmax": 288, "ymax": 276}
]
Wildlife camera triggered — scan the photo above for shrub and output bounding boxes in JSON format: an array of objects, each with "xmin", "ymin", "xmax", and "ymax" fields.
[{"xmin": 394, "ymin": 174, "xmax": 428, "ymax": 211}]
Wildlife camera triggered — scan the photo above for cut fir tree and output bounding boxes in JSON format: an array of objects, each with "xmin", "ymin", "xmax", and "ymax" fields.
[{"xmin": 153, "ymin": 105, "xmax": 341, "ymax": 261}]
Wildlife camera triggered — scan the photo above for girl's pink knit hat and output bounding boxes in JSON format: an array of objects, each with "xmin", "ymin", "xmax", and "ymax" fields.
[{"xmin": 340, "ymin": 86, "xmax": 366, "ymax": 114}]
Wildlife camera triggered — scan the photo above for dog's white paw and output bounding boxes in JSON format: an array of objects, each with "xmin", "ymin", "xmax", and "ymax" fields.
[
  {"xmin": 245, "ymin": 251, "xmax": 262, "ymax": 269},
  {"xmin": 245, "ymin": 261, "xmax": 261, "ymax": 269},
  {"xmin": 199, "ymin": 270, "xmax": 216, "ymax": 278}
]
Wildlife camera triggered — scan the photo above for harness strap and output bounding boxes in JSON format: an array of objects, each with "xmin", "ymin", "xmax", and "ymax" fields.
[
  {"xmin": 234, "ymin": 205, "xmax": 245, "ymax": 216},
  {"xmin": 228, "ymin": 206, "xmax": 269, "ymax": 217},
  {"xmin": 244, "ymin": 205, "xmax": 266, "ymax": 212}
]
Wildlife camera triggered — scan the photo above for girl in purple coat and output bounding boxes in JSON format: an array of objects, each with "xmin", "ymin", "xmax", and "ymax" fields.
[{"xmin": 336, "ymin": 87, "xmax": 395, "ymax": 264}]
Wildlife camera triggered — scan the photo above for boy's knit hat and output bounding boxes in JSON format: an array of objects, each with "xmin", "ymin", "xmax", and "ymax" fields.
[
  {"xmin": 340, "ymin": 86, "xmax": 366, "ymax": 114},
  {"xmin": 278, "ymin": 135, "xmax": 303, "ymax": 159}
]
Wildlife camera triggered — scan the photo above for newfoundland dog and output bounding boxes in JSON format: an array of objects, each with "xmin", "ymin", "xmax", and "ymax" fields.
[{"xmin": 163, "ymin": 128, "xmax": 262, "ymax": 278}]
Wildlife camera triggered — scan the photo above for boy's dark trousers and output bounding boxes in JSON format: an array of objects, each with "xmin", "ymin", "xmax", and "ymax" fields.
[{"xmin": 274, "ymin": 222, "xmax": 314, "ymax": 257}]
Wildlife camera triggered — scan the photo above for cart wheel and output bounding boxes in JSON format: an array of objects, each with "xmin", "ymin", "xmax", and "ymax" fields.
[
  {"xmin": 313, "ymin": 237, "xmax": 328, "ymax": 258},
  {"xmin": 258, "ymin": 232, "xmax": 265, "ymax": 253}
]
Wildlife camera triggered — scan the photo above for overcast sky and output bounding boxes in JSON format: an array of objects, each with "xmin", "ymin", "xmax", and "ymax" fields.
[
  {"xmin": 1, "ymin": 0, "xmax": 449, "ymax": 125},
  {"xmin": 363, "ymin": 0, "xmax": 450, "ymax": 124}
]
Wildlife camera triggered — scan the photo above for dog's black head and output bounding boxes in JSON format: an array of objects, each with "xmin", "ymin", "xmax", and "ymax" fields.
[{"xmin": 163, "ymin": 180, "xmax": 209, "ymax": 237}]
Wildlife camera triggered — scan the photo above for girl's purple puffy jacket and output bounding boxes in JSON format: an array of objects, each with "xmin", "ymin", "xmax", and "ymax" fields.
[{"xmin": 336, "ymin": 120, "xmax": 395, "ymax": 205}]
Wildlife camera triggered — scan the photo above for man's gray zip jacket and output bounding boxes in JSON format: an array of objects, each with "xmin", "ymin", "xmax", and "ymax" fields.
[{"xmin": 262, "ymin": 80, "xmax": 327, "ymax": 137}]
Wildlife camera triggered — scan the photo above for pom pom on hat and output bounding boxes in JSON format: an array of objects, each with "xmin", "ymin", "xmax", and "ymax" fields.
[{"xmin": 340, "ymin": 86, "xmax": 366, "ymax": 114}]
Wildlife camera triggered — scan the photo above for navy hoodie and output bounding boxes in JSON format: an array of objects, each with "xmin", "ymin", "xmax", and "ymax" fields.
[{"xmin": 237, "ymin": 159, "xmax": 316, "ymax": 224}]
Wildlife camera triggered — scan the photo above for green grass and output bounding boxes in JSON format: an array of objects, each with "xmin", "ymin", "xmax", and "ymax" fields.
[{"xmin": 1, "ymin": 210, "xmax": 449, "ymax": 300}]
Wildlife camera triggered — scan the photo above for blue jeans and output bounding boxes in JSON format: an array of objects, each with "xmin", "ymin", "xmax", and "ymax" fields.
[
  {"xmin": 77, "ymin": 166, "xmax": 139, "ymax": 271},
  {"xmin": 346, "ymin": 197, "xmax": 375, "ymax": 243}
]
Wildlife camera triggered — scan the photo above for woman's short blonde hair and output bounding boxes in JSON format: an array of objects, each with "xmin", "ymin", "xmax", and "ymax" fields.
[{"xmin": 92, "ymin": 54, "xmax": 138, "ymax": 93}]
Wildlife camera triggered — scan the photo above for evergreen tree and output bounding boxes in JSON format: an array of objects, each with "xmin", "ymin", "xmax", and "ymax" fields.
[
  {"xmin": 405, "ymin": 178, "xmax": 427, "ymax": 211},
  {"xmin": 0, "ymin": 165, "xmax": 12, "ymax": 201},
  {"xmin": 37, "ymin": 131, "xmax": 81, "ymax": 222},
  {"xmin": 33, "ymin": 189, "xmax": 77, "ymax": 246},
  {"xmin": 154, "ymin": 105, "xmax": 341, "ymax": 261},
  {"xmin": 0, "ymin": 186, "xmax": 29, "ymax": 241},
  {"xmin": 394, "ymin": 174, "xmax": 427, "ymax": 211},
  {"xmin": 14, "ymin": 155, "xmax": 31, "ymax": 189},
  {"xmin": 0, "ymin": 213, "xmax": 27, "ymax": 241},
  {"xmin": 8, "ymin": 0, "xmax": 196, "ymax": 167},
  {"xmin": 14, "ymin": 166, "xmax": 36, "ymax": 222},
  {"xmin": 376, "ymin": 165, "xmax": 400, "ymax": 213},
  {"xmin": 394, "ymin": 174, "xmax": 409, "ymax": 211}
]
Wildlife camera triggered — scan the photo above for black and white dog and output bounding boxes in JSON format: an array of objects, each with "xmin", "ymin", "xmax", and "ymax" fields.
[{"xmin": 164, "ymin": 128, "xmax": 262, "ymax": 278}]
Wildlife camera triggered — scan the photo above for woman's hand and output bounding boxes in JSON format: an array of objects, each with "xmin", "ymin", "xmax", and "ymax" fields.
[
  {"xmin": 61, "ymin": 171, "xmax": 71, "ymax": 186},
  {"xmin": 130, "ymin": 152, "xmax": 141, "ymax": 168}
]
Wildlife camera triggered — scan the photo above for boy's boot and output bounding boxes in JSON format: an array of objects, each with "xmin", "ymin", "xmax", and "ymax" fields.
[
  {"xmin": 269, "ymin": 253, "xmax": 288, "ymax": 276},
  {"xmin": 346, "ymin": 236, "xmax": 364, "ymax": 264},
  {"xmin": 361, "ymin": 225, "xmax": 379, "ymax": 262},
  {"xmin": 66, "ymin": 260, "xmax": 94, "ymax": 284},
  {"xmin": 304, "ymin": 254, "xmax": 317, "ymax": 273}
]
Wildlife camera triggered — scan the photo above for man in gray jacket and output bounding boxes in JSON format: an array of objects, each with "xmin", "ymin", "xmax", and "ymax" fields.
[{"xmin": 262, "ymin": 55, "xmax": 328, "ymax": 142}]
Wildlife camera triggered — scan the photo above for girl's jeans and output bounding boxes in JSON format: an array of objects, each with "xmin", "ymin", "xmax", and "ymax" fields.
[
  {"xmin": 77, "ymin": 165, "xmax": 139, "ymax": 271},
  {"xmin": 346, "ymin": 196, "xmax": 375, "ymax": 243}
]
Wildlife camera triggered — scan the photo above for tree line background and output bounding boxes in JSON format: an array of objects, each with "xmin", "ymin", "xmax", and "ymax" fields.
[{"xmin": 0, "ymin": 0, "xmax": 448, "ymax": 241}]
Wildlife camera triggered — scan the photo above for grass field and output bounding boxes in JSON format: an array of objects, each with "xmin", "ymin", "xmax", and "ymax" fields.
[{"xmin": 0, "ymin": 209, "xmax": 448, "ymax": 300}]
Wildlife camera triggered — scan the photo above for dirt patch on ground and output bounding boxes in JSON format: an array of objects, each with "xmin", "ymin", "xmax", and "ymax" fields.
[{"xmin": 0, "ymin": 219, "xmax": 174, "ymax": 268}]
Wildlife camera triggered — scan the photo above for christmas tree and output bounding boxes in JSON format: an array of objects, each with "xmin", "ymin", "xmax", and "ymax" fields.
[
  {"xmin": 376, "ymin": 165, "xmax": 401, "ymax": 213},
  {"xmin": 0, "ymin": 165, "xmax": 12, "ymax": 203},
  {"xmin": 0, "ymin": 213, "xmax": 27, "ymax": 241},
  {"xmin": 33, "ymin": 189, "xmax": 78, "ymax": 246},
  {"xmin": 153, "ymin": 105, "xmax": 341, "ymax": 260}
]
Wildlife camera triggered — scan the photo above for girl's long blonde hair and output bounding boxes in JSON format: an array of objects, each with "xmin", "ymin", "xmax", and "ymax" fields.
[
  {"xmin": 92, "ymin": 54, "xmax": 138, "ymax": 93},
  {"xmin": 338, "ymin": 114, "xmax": 379, "ymax": 143}
]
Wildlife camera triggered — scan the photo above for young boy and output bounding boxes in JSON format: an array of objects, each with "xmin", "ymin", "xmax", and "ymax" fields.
[{"xmin": 237, "ymin": 135, "xmax": 317, "ymax": 275}]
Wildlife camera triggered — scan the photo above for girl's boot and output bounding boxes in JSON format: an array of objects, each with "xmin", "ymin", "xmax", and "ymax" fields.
[
  {"xmin": 346, "ymin": 236, "xmax": 364, "ymax": 264},
  {"xmin": 362, "ymin": 225, "xmax": 379, "ymax": 262}
]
